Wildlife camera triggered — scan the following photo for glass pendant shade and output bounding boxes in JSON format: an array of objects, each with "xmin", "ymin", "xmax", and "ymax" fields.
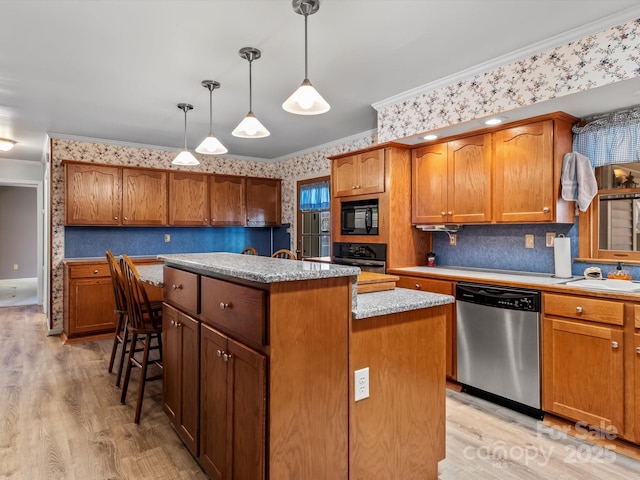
[
  {"xmin": 196, "ymin": 80, "xmax": 228, "ymax": 155},
  {"xmin": 172, "ymin": 150, "xmax": 200, "ymax": 166},
  {"xmin": 232, "ymin": 112, "xmax": 270, "ymax": 138},
  {"xmin": 0, "ymin": 138, "xmax": 16, "ymax": 151},
  {"xmin": 282, "ymin": 78, "xmax": 330, "ymax": 115},
  {"xmin": 172, "ymin": 103, "xmax": 200, "ymax": 166},
  {"xmin": 196, "ymin": 135, "xmax": 228, "ymax": 154}
]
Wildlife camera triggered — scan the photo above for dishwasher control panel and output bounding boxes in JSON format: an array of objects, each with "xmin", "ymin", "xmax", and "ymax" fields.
[{"xmin": 456, "ymin": 282, "xmax": 541, "ymax": 312}]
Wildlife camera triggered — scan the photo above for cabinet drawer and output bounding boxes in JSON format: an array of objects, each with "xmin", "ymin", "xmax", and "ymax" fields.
[
  {"xmin": 200, "ymin": 276, "xmax": 266, "ymax": 347},
  {"xmin": 163, "ymin": 267, "xmax": 199, "ymax": 315},
  {"xmin": 544, "ymin": 293, "xmax": 624, "ymax": 326},
  {"xmin": 396, "ymin": 276, "xmax": 453, "ymax": 295},
  {"xmin": 68, "ymin": 263, "xmax": 110, "ymax": 278}
]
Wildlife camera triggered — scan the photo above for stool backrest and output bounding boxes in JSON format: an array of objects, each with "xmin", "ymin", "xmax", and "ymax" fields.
[
  {"xmin": 106, "ymin": 250, "xmax": 126, "ymax": 313},
  {"xmin": 271, "ymin": 249, "xmax": 297, "ymax": 260},
  {"xmin": 121, "ymin": 254, "xmax": 161, "ymax": 331}
]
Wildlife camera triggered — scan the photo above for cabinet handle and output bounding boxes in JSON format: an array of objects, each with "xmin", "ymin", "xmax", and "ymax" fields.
[
  {"xmin": 447, "ymin": 211, "xmax": 452, "ymax": 216},
  {"xmin": 93, "ymin": 269, "xmax": 99, "ymax": 274},
  {"xmin": 204, "ymin": 218, "xmax": 208, "ymax": 222},
  {"xmin": 441, "ymin": 212, "xmax": 446, "ymax": 216},
  {"xmin": 415, "ymin": 283, "xmax": 421, "ymax": 289},
  {"xmin": 171, "ymin": 284, "xmax": 183, "ymax": 290},
  {"xmin": 123, "ymin": 217, "xmax": 128, "ymax": 220},
  {"xmin": 217, "ymin": 349, "xmax": 223, "ymax": 357},
  {"xmin": 114, "ymin": 216, "xmax": 118, "ymax": 220},
  {"xmin": 219, "ymin": 302, "xmax": 231, "ymax": 310},
  {"xmin": 576, "ymin": 306, "xmax": 583, "ymax": 313},
  {"xmin": 611, "ymin": 341, "xmax": 619, "ymax": 349},
  {"xmin": 543, "ymin": 207, "xmax": 550, "ymax": 213},
  {"xmin": 636, "ymin": 347, "xmax": 640, "ymax": 354},
  {"xmin": 175, "ymin": 322, "xmax": 181, "ymax": 328},
  {"xmin": 223, "ymin": 353, "xmax": 231, "ymax": 362},
  {"xmin": 170, "ymin": 320, "xmax": 175, "ymax": 327}
]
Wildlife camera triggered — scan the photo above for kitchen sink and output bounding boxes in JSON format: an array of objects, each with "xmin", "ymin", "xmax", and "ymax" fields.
[{"xmin": 564, "ymin": 278, "xmax": 640, "ymax": 292}]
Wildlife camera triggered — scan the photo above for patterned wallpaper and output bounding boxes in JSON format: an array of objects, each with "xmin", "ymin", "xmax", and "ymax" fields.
[{"xmin": 376, "ymin": 18, "xmax": 640, "ymax": 142}]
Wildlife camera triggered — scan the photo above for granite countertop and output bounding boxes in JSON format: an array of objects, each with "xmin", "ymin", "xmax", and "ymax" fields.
[
  {"xmin": 157, "ymin": 252, "xmax": 360, "ymax": 283},
  {"xmin": 136, "ymin": 264, "xmax": 164, "ymax": 288},
  {"xmin": 352, "ymin": 288, "xmax": 454, "ymax": 319}
]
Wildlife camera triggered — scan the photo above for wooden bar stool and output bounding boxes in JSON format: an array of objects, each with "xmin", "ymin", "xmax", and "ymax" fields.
[
  {"xmin": 106, "ymin": 250, "xmax": 128, "ymax": 386},
  {"xmin": 119, "ymin": 254, "xmax": 163, "ymax": 424},
  {"xmin": 271, "ymin": 249, "xmax": 297, "ymax": 259}
]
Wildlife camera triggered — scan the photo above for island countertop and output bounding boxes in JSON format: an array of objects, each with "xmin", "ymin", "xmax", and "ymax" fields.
[{"xmin": 144, "ymin": 253, "xmax": 454, "ymax": 319}]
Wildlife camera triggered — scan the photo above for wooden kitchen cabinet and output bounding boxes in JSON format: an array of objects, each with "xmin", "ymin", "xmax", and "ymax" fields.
[
  {"xmin": 634, "ymin": 332, "xmax": 640, "ymax": 443},
  {"xmin": 63, "ymin": 258, "xmax": 163, "ymax": 342},
  {"xmin": 245, "ymin": 177, "xmax": 281, "ymax": 227},
  {"xmin": 163, "ymin": 304, "xmax": 200, "ymax": 456},
  {"xmin": 65, "ymin": 163, "xmax": 122, "ymax": 225},
  {"xmin": 210, "ymin": 174, "xmax": 245, "ymax": 226},
  {"xmin": 121, "ymin": 168, "xmax": 167, "ymax": 225},
  {"xmin": 168, "ymin": 172, "xmax": 210, "ymax": 225},
  {"xmin": 332, "ymin": 149, "xmax": 385, "ymax": 197},
  {"xmin": 396, "ymin": 275, "xmax": 456, "ymax": 379},
  {"xmin": 542, "ymin": 293, "xmax": 624, "ymax": 435},
  {"xmin": 412, "ymin": 133, "xmax": 492, "ymax": 224},
  {"xmin": 199, "ymin": 323, "xmax": 266, "ymax": 480}
]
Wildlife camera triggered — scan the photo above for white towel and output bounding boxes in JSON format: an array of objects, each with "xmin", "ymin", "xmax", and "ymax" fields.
[{"xmin": 561, "ymin": 152, "xmax": 598, "ymax": 212}]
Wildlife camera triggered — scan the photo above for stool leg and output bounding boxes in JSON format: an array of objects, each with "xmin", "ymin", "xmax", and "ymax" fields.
[
  {"xmin": 115, "ymin": 316, "xmax": 129, "ymax": 388},
  {"xmin": 120, "ymin": 332, "xmax": 137, "ymax": 405},
  {"xmin": 108, "ymin": 312, "xmax": 125, "ymax": 373},
  {"xmin": 134, "ymin": 334, "xmax": 152, "ymax": 424}
]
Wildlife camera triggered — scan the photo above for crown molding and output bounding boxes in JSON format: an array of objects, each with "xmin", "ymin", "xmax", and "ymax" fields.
[{"xmin": 272, "ymin": 128, "xmax": 378, "ymax": 163}]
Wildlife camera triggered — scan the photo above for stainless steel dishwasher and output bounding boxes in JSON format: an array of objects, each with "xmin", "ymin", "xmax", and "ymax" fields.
[{"xmin": 456, "ymin": 282, "xmax": 542, "ymax": 416}]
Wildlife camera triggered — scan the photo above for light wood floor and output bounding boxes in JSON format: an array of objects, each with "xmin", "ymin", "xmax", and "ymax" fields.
[{"xmin": 1, "ymin": 305, "xmax": 640, "ymax": 479}]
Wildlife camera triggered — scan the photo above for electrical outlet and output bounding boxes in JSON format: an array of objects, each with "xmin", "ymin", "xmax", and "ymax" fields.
[
  {"xmin": 449, "ymin": 233, "xmax": 457, "ymax": 246},
  {"xmin": 13, "ymin": 264, "xmax": 18, "ymax": 270},
  {"xmin": 546, "ymin": 232, "xmax": 556, "ymax": 247},
  {"xmin": 525, "ymin": 234, "xmax": 535, "ymax": 249},
  {"xmin": 354, "ymin": 367, "xmax": 369, "ymax": 402},
  {"xmin": 164, "ymin": 233, "xmax": 171, "ymax": 243}
]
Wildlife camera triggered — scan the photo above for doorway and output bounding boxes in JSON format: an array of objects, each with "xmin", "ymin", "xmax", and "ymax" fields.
[{"xmin": 296, "ymin": 177, "xmax": 330, "ymax": 259}]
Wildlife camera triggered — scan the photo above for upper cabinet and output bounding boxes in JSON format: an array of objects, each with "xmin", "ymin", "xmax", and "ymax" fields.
[
  {"xmin": 210, "ymin": 175, "xmax": 245, "ymax": 226},
  {"xmin": 122, "ymin": 168, "xmax": 167, "ymax": 225},
  {"xmin": 332, "ymin": 149, "xmax": 385, "ymax": 197},
  {"xmin": 411, "ymin": 112, "xmax": 577, "ymax": 225},
  {"xmin": 246, "ymin": 177, "xmax": 282, "ymax": 227},
  {"xmin": 168, "ymin": 172, "xmax": 210, "ymax": 226},
  {"xmin": 412, "ymin": 133, "xmax": 492, "ymax": 224}
]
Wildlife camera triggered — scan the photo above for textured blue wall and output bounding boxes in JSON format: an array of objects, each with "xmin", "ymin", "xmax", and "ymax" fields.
[
  {"xmin": 65, "ymin": 225, "xmax": 290, "ymax": 258},
  {"xmin": 431, "ymin": 221, "xmax": 640, "ymax": 279}
]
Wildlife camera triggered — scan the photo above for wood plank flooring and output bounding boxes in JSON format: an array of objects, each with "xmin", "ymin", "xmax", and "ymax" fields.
[{"xmin": 1, "ymin": 305, "xmax": 640, "ymax": 479}]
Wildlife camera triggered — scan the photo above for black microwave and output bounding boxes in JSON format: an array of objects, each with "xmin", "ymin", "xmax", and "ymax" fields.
[{"xmin": 341, "ymin": 199, "xmax": 379, "ymax": 235}]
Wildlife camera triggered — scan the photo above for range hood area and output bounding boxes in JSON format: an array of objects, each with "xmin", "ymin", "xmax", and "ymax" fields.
[{"xmin": 415, "ymin": 225, "xmax": 462, "ymax": 233}]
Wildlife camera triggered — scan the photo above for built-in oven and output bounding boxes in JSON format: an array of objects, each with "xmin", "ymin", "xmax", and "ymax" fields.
[
  {"xmin": 340, "ymin": 199, "xmax": 379, "ymax": 236},
  {"xmin": 332, "ymin": 242, "xmax": 386, "ymax": 273}
]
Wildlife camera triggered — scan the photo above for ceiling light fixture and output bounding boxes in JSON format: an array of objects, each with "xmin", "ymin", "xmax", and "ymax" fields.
[
  {"xmin": 0, "ymin": 138, "xmax": 16, "ymax": 152},
  {"xmin": 484, "ymin": 116, "xmax": 507, "ymax": 126},
  {"xmin": 423, "ymin": 134, "xmax": 439, "ymax": 141},
  {"xmin": 233, "ymin": 47, "xmax": 270, "ymax": 138},
  {"xmin": 196, "ymin": 80, "xmax": 228, "ymax": 155},
  {"xmin": 172, "ymin": 103, "xmax": 200, "ymax": 166},
  {"xmin": 282, "ymin": 0, "xmax": 330, "ymax": 115}
]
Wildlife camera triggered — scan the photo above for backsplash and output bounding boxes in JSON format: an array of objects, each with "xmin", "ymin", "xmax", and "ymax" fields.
[{"xmin": 65, "ymin": 225, "xmax": 290, "ymax": 258}]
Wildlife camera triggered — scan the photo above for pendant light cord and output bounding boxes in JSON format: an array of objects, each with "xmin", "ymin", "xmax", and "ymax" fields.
[
  {"xmin": 208, "ymin": 87, "xmax": 213, "ymax": 135},
  {"xmin": 248, "ymin": 56, "xmax": 253, "ymax": 112},
  {"xmin": 183, "ymin": 108, "xmax": 188, "ymax": 150},
  {"xmin": 304, "ymin": 12, "xmax": 309, "ymax": 79}
]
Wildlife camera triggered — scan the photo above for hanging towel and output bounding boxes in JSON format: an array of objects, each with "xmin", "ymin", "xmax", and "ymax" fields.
[{"xmin": 561, "ymin": 152, "xmax": 598, "ymax": 212}]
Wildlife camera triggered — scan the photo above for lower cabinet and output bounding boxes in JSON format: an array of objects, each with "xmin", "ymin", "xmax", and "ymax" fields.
[
  {"xmin": 199, "ymin": 323, "xmax": 266, "ymax": 480},
  {"xmin": 634, "ymin": 332, "xmax": 640, "ymax": 443},
  {"xmin": 163, "ymin": 304, "xmax": 200, "ymax": 455},
  {"xmin": 395, "ymin": 275, "xmax": 456, "ymax": 379},
  {"xmin": 542, "ymin": 293, "xmax": 625, "ymax": 436}
]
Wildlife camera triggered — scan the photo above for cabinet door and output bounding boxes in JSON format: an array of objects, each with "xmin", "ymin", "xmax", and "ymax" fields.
[
  {"xmin": 412, "ymin": 143, "xmax": 448, "ymax": 224},
  {"xmin": 333, "ymin": 155, "xmax": 360, "ymax": 197},
  {"xmin": 200, "ymin": 324, "xmax": 229, "ymax": 480},
  {"xmin": 227, "ymin": 337, "xmax": 266, "ymax": 480},
  {"xmin": 177, "ymin": 312, "xmax": 200, "ymax": 454},
  {"xmin": 68, "ymin": 277, "xmax": 115, "ymax": 334},
  {"xmin": 494, "ymin": 120, "xmax": 554, "ymax": 222},
  {"xmin": 246, "ymin": 177, "xmax": 281, "ymax": 227},
  {"xmin": 447, "ymin": 134, "xmax": 492, "ymax": 223},
  {"xmin": 169, "ymin": 172, "xmax": 210, "ymax": 225},
  {"xmin": 122, "ymin": 168, "xmax": 167, "ymax": 225},
  {"xmin": 357, "ymin": 150, "xmax": 385, "ymax": 195},
  {"xmin": 542, "ymin": 316, "xmax": 624, "ymax": 435},
  {"xmin": 65, "ymin": 163, "xmax": 122, "ymax": 225},
  {"xmin": 163, "ymin": 304, "xmax": 180, "ymax": 425},
  {"xmin": 210, "ymin": 175, "xmax": 245, "ymax": 226},
  {"xmin": 635, "ymin": 333, "xmax": 640, "ymax": 443},
  {"xmin": 396, "ymin": 275, "xmax": 455, "ymax": 379}
]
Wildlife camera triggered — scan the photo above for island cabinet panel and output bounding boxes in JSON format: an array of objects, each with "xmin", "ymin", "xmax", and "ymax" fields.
[
  {"xmin": 200, "ymin": 323, "xmax": 266, "ymax": 480},
  {"xmin": 168, "ymin": 172, "xmax": 210, "ymax": 225},
  {"xmin": 163, "ymin": 266, "xmax": 199, "ymax": 317},
  {"xmin": 65, "ymin": 163, "xmax": 122, "ymax": 225},
  {"xmin": 634, "ymin": 332, "xmax": 640, "ymax": 443},
  {"xmin": 332, "ymin": 149, "xmax": 385, "ymax": 197},
  {"xmin": 542, "ymin": 293, "xmax": 625, "ymax": 436},
  {"xmin": 349, "ymin": 306, "xmax": 446, "ymax": 480},
  {"xmin": 245, "ymin": 177, "xmax": 281, "ymax": 227},
  {"xmin": 209, "ymin": 175, "xmax": 245, "ymax": 226},
  {"xmin": 162, "ymin": 304, "xmax": 200, "ymax": 456},
  {"xmin": 121, "ymin": 168, "xmax": 167, "ymax": 225},
  {"xmin": 395, "ymin": 275, "xmax": 455, "ymax": 379}
]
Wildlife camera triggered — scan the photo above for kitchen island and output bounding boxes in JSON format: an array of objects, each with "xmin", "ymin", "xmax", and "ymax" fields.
[{"xmin": 151, "ymin": 253, "xmax": 453, "ymax": 480}]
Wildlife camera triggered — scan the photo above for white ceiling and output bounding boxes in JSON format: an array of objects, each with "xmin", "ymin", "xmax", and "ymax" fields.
[{"xmin": 2, "ymin": 0, "xmax": 640, "ymax": 164}]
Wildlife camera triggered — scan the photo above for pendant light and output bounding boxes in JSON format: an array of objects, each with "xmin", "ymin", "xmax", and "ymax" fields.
[
  {"xmin": 172, "ymin": 103, "xmax": 199, "ymax": 166},
  {"xmin": 196, "ymin": 80, "xmax": 228, "ymax": 155},
  {"xmin": 282, "ymin": 0, "xmax": 330, "ymax": 115},
  {"xmin": 0, "ymin": 138, "xmax": 16, "ymax": 152},
  {"xmin": 233, "ymin": 47, "xmax": 270, "ymax": 138}
]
